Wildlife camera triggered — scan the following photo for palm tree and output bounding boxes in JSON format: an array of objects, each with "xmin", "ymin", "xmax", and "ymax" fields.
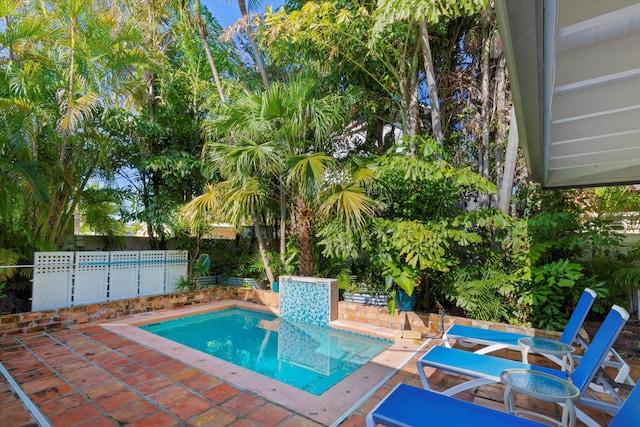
[
  {"xmin": 373, "ymin": 0, "xmax": 488, "ymax": 154},
  {"xmin": 186, "ymin": 140, "xmax": 281, "ymax": 283},
  {"xmin": 286, "ymin": 153, "xmax": 334, "ymax": 276},
  {"xmin": 195, "ymin": 77, "xmax": 374, "ymax": 277},
  {"xmin": 287, "ymin": 153, "xmax": 379, "ymax": 276},
  {"xmin": 192, "ymin": 0, "xmax": 227, "ymax": 102},
  {"xmin": 235, "ymin": 0, "xmax": 270, "ymax": 89}
]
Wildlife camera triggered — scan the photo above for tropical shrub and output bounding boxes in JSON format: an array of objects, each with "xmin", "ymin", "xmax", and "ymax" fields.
[{"xmin": 318, "ymin": 139, "xmax": 503, "ymax": 313}]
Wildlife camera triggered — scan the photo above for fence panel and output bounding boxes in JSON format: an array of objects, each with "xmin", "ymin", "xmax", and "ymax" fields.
[
  {"xmin": 165, "ymin": 250, "xmax": 188, "ymax": 293},
  {"xmin": 31, "ymin": 250, "xmax": 190, "ymax": 310},
  {"xmin": 32, "ymin": 252, "xmax": 73, "ymax": 311},
  {"xmin": 74, "ymin": 252, "xmax": 109, "ymax": 305},
  {"xmin": 109, "ymin": 252, "xmax": 140, "ymax": 300},
  {"xmin": 139, "ymin": 251, "xmax": 166, "ymax": 296}
]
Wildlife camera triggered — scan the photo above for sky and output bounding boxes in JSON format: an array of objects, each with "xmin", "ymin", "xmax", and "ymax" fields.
[{"xmin": 202, "ymin": 0, "xmax": 286, "ymax": 29}]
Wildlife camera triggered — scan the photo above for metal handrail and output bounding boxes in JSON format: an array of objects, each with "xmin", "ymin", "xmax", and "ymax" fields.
[{"xmin": 0, "ymin": 259, "xmax": 192, "ymax": 269}]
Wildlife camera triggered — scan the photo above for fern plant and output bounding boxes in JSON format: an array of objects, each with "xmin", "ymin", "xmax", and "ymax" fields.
[
  {"xmin": 450, "ymin": 264, "xmax": 518, "ymax": 323},
  {"xmin": 583, "ymin": 245, "xmax": 640, "ymax": 314}
]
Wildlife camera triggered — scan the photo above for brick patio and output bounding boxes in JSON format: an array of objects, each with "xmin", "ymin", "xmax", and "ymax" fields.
[{"xmin": 1, "ymin": 308, "xmax": 637, "ymax": 426}]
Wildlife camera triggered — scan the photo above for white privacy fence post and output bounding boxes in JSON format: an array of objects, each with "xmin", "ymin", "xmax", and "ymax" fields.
[
  {"xmin": 74, "ymin": 252, "xmax": 108, "ymax": 305},
  {"xmin": 32, "ymin": 252, "xmax": 73, "ymax": 311},
  {"xmin": 165, "ymin": 250, "xmax": 188, "ymax": 293},
  {"xmin": 139, "ymin": 251, "xmax": 166, "ymax": 296},
  {"xmin": 109, "ymin": 251, "xmax": 140, "ymax": 300}
]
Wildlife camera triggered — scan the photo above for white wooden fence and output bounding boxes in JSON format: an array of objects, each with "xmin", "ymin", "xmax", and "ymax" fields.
[{"xmin": 31, "ymin": 250, "xmax": 188, "ymax": 311}]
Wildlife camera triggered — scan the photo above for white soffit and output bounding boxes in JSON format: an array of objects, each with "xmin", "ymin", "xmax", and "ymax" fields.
[{"xmin": 497, "ymin": 0, "xmax": 640, "ymax": 189}]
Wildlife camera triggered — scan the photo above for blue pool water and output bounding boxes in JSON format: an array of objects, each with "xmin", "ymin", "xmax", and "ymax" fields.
[{"xmin": 140, "ymin": 308, "xmax": 391, "ymax": 395}]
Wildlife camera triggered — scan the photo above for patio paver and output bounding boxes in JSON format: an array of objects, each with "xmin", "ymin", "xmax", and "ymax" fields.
[
  {"xmin": 0, "ymin": 324, "xmax": 324, "ymax": 426},
  {"xmin": 0, "ymin": 310, "xmax": 637, "ymax": 427}
]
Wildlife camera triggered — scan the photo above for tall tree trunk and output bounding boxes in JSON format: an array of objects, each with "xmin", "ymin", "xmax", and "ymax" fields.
[
  {"xmin": 238, "ymin": 0, "xmax": 270, "ymax": 90},
  {"xmin": 251, "ymin": 210, "xmax": 275, "ymax": 283},
  {"xmin": 407, "ymin": 52, "xmax": 420, "ymax": 153},
  {"xmin": 480, "ymin": 33, "xmax": 491, "ymax": 180},
  {"xmin": 144, "ymin": 70, "xmax": 156, "ymax": 121},
  {"xmin": 55, "ymin": 155, "xmax": 99, "ymax": 244},
  {"xmin": 478, "ymin": 29, "xmax": 492, "ymax": 208},
  {"xmin": 193, "ymin": 0, "xmax": 226, "ymax": 102},
  {"xmin": 376, "ymin": 118, "xmax": 386, "ymax": 154},
  {"xmin": 3, "ymin": 17, "xmax": 13, "ymax": 61},
  {"xmin": 419, "ymin": 21, "xmax": 444, "ymax": 156},
  {"xmin": 295, "ymin": 199, "xmax": 315, "ymax": 277},
  {"xmin": 398, "ymin": 43, "xmax": 419, "ymax": 155},
  {"xmin": 236, "ymin": 1, "xmax": 280, "ymax": 262},
  {"xmin": 493, "ymin": 52, "xmax": 508, "ymax": 204},
  {"xmin": 498, "ymin": 107, "xmax": 518, "ymax": 214},
  {"xmin": 59, "ymin": 16, "xmax": 77, "ymax": 165}
]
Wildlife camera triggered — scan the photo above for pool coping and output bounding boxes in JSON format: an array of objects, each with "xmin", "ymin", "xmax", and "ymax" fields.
[{"xmin": 96, "ymin": 300, "xmax": 424, "ymax": 425}]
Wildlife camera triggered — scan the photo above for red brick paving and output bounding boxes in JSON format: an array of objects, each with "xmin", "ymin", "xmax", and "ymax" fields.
[
  {"xmin": 168, "ymin": 395, "xmax": 212, "ymax": 419},
  {"xmin": 0, "ymin": 376, "xmax": 38, "ymax": 427},
  {"xmin": 127, "ymin": 411, "xmax": 179, "ymax": 427},
  {"xmin": 341, "ymin": 339, "xmax": 639, "ymax": 427},
  {"xmin": 246, "ymin": 404, "xmax": 292, "ymax": 427},
  {"xmin": 0, "ymin": 325, "xmax": 321, "ymax": 426},
  {"xmin": 201, "ymin": 382, "xmax": 243, "ymax": 403},
  {"xmin": 223, "ymin": 393, "xmax": 266, "ymax": 416},
  {"xmin": 0, "ymin": 323, "xmax": 637, "ymax": 427}
]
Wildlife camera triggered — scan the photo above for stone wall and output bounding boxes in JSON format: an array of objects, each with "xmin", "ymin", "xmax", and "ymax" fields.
[
  {"xmin": 2, "ymin": 290, "xmax": 638, "ymax": 359},
  {"xmin": 0, "ymin": 287, "xmax": 279, "ymax": 337},
  {"xmin": 585, "ymin": 319, "xmax": 640, "ymax": 358},
  {"xmin": 337, "ymin": 301, "xmax": 640, "ymax": 359},
  {"xmin": 337, "ymin": 301, "xmax": 546, "ymax": 338}
]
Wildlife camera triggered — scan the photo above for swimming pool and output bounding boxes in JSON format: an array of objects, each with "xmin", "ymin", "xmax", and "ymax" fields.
[{"xmin": 140, "ymin": 308, "xmax": 391, "ymax": 395}]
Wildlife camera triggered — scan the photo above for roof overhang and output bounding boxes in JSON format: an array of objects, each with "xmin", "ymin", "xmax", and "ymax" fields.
[{"xmin": 495, "ymin": 0, "xmax": 640, "ymax": 189}]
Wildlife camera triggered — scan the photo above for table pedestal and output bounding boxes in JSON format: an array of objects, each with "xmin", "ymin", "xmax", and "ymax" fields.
[{"xmin": 501, "ymin": 368, "xmax": 580, "ymax": 427}]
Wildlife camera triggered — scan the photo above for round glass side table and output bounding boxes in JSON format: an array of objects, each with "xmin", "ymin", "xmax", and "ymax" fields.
[
  {"xmin": 500, "ymin": 368, "xmax": 580, "ymax": 427},
  {"xmin": 518, "ymin": 337, "xmax": 576, "ymax": 373}
]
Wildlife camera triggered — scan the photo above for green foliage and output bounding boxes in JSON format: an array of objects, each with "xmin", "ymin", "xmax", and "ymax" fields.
[
  {"xmin": 0, "ymin": 248, "xmax": 19, "ymax": 301},
  {"xmin": 445, "ymin": 231, "xmax": 529, "ymax": 325},
  {"xmin": 372, "ymin": 218, "xmax": 459, "ymax": 273},
  {"xmin": 336, "ymin": 271, "xmax": 353, "ymax": 290},
  {"xmin": 382, "ymin": 260, "xmax": 418, "ymax": 295},
  {"xmin": 175, "ymin": 275, "xmax": 195, "ymax": 293},
  {"xmin": 174, "ymin": 254, "xmax": 210, "ymax": 292},
  {"xmin": 582, "ymin": 245, "xmax": 640, "ymax": 314},
  {"xmin": 0, "ymin": 248, "xmax": 19, "ymax": 283},
  {"xmin": 238, "ymin": 253, "xmax": 271, "ymax": 281},
  {"xmin": 79, "ymin": 186, "xmax": 127, "ymax": 237},
  {"xmin": 451, "ymin": 271, "xmax": 513, "ymax": 322},
  {"xmin": 526, "ymin": 260, "xmax": 584, "ymax": 330},
  {"xmin": 192, "ymin": 254, "xmax": 211, "ymax": 278},
  {"xmin": 319, "ymin": 144, "xmax": 501, "ymax": 313}
]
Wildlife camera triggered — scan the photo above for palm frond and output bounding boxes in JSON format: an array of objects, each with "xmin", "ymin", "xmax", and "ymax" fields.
[
  {"xmin": 287, "ymin": 153, "xmax": 334, "ymax": 201},
  {"xmin": 180, "ymin": 183, "xmax": 228, "ymax": 229},
  {"xmin": 57, "ymin": 91, "xmax": 101, "ymax": 132},
  {"xmin": 0, "ymin": 248, "xmax": 20, "ymax": 282},
  {"xmin": 319, "ymin": 184, "xmax": 378, "ymax": 232},
  {"xmin": 8, "ymin": 160, "xmax": 50, "ymax": 204}
]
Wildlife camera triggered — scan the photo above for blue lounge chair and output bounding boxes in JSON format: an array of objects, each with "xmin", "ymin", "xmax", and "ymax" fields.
[
  {"xmin": 443, "ymin": 288, "xmax": 632, "ymax": 389},
  {"xmin": 443, "ymin": 288, "xmax": 596, "ymax": 359},
  {"xmin": 417, "ymin": 305, "xmax": 630, "ymax": 427},
  {"xmin": 366, "ymin": 375, "xmax": 639, "ymax": 427}
]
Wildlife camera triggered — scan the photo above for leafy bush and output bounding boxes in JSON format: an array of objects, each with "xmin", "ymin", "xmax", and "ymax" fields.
[
  {"xmin": 526, "ymin": 260, "xmax": 584, "ymax": 330},
  {"xmin": 319, "ymin": 141, "xmax": 501, "ymax": 313}
]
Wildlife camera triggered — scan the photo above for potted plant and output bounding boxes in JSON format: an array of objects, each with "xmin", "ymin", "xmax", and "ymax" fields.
[
  {"xmin": 382, "ymin": 260, "xmax": 418, "ymax": 313},
  {"xmin": 341, "ymin": 272, "xmax": 388, "ymax": 306},
  {"xmin": 175, "ymin": 253, "xmax": 211, "ymax": 292}
]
